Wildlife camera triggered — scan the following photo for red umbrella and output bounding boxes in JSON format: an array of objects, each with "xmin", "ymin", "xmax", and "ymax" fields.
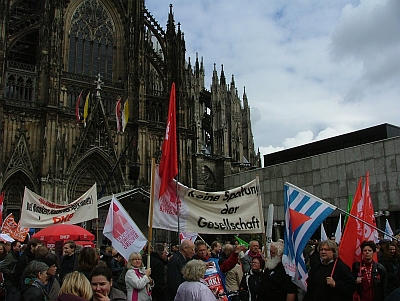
[
  {"xmin": 74, "ymin": 241, "xmax": 95, "ymax": 248},
  {"xmin": 32, "ymin": 224, "xmax": 95, "ymax": 242},
  {"xmin": 46, "ymin": 238, "xmax": 56, "ymax": 249}
]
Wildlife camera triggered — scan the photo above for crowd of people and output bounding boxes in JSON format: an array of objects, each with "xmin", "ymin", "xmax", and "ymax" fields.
[{"xmin": 0, "ymin": 236, "xmax": 399, "ymax": 301}]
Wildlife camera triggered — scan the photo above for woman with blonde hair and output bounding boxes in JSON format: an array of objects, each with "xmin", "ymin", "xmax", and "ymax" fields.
[
  {"xmin": 125, "ymin": 252, "xmax": 153, "ymax": 301},
  {"xmin": 56, "ymin": 271, "xmax": 93, "ymax": 301},
  {"xmin": 174, "ymin": 259, "xmax": 218, "ymax": 301}
]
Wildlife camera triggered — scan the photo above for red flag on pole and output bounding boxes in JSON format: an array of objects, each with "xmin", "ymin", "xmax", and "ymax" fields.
[
  {"xmin": 363, "ymin": 172, "xmax": 379, "ymax": 260},
  {"xmin": 338, "ymin": 173, "xmax": 378, "ymax": 269},
  {"xmin": 75, "ymin": 91, "xmax": 83, "ymax": 123},
  {"xmin": 159, "ymin": 82, "xmax": 178, "ymax": 197}
]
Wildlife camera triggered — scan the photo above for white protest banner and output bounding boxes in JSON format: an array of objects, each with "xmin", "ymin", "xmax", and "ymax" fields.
[
  {"xmin": 103, "ymin": 196, "xmax": 147, "ymax": 260},
  {"xmin": 152, "ymin": 167, "xmax": 264, "ymax": 234},
  {"xmin": 20, "ymin": 184, "xmax": 98, "ymax": 228}
]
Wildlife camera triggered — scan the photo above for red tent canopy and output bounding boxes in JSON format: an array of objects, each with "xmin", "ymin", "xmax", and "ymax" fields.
[{"xmin": 32, "ymin": 224, "xmax": 95, "ymax": 242}]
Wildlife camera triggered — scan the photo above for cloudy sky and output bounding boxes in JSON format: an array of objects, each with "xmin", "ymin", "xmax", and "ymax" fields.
[{"xmin": 145, "ymin": 0, "xmax": 400, "ymax": 165}]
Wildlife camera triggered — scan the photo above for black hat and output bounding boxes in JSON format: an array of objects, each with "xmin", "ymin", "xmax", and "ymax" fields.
[{"xmin": 40, "ymin": 256, "xmax": 57, "ymax": 267}]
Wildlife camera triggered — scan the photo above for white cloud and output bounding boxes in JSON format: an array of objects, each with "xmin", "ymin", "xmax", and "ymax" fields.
[{"xmin": 145, "ymin": 0, "xmax": 400, "ymax": 160}]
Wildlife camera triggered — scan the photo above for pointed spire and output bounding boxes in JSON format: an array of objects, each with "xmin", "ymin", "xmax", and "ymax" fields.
[
  {"xmin": 200, "ymin": 56, "xmax": 204, "ymax": 73},
  {"xmin": 243, "ymin": 86, "xmax": 249, "ymax": 108},
  {"xmin": 195, "ymin": 53, "xmax": 200, "ymax": 77},
  {"xmin": 212, "ymin": 63, "xmax": 218, "ymax": 86},
  {"xmin": 220, "ymin": 64, "xmax": 226, "ymax": 86},
  {"xmin": 167, "ymin": 4, "xmax": 175, "ymax": 33}
]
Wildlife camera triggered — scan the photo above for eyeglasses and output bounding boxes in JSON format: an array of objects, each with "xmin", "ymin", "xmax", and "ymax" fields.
[{"xmin": 251, "ymin": 262, "xmax": 260, "ymax": 264}]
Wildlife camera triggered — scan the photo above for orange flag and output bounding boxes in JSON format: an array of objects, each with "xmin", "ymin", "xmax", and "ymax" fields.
[
  {"xmin": 159, "ymin": 82, "xmax": 178, "ymax": 197},
  {"xmin": 1, "ymin": 213, "xmax": 29, "ymax": 242}
]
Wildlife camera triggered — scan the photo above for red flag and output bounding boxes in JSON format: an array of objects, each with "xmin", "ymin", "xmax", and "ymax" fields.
[
  {"xmin": 115, "ymin": 97, "xmax": 121, "ymax": 132},
  {"xmin": 75, "ymin": 90, "xmax": 83, "ymax": 123},
  {"xmin": 363, "ymin": 172, "xmax": 379, "ymax": 262},
  {"xmin": 159, "ymin": 82, "xmax": 178, "ymax": 197},
  {"xmin": 0, "ymin": 191, "xmax": 3, "ymax": 230},
  {"xmin": 339, "ymin": 173, "xmax": 378, "ymax": 269}
]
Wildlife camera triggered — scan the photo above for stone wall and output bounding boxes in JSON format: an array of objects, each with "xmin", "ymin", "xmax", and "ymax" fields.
[{"xmin": 224, "ymin": 136, "xmax": 400, "ymax": 233}]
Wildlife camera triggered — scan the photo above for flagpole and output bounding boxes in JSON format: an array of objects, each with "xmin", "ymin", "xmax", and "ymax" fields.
[
  {"xmin": 256, "ymin": 175, "xmax": 267, "ymax": 257},
  {"xmin": 265, "ymin": 204, "xmax": 274, "ymax": 258},
  {"xmin": 147, "ymin": 158, "xmax": 156, "ymax": 269},
  {"xmin": 196, "ymin": 234, "xmax": 210, "ymax": 248},
  {"xmin": 336, "ymin": 207, "xmax": 399, "ymax": 241}
]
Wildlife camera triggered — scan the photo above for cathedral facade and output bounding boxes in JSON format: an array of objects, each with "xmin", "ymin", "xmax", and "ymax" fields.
[{"xmin": 0, "ymin": 0, "xmax": 260, "ymax": 227}]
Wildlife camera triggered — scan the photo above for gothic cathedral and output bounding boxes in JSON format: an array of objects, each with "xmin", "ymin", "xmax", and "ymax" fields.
[{"xmin": 0, "ymin": 0, "xmax": 260, "ymax": 228}]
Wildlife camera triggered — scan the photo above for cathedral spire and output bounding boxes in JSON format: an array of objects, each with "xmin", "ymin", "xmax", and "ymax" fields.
[
  {"xmin": 212, "ymin": 63, "xmax": 218, "ymax": 86},
  {"xmin": 243, "ymin": 86, "xmax": 249, "ymax": 108},
  {"xmin": 195, "ymin": 52, "xmax": 199, "ymax": 77},
  {"xmin": 220, "ymin": 64, "xmax": 226, "ymax": 87},
  {"xmin": 167, "ymin": 4, "xmax": 175, "ymax": 33}
]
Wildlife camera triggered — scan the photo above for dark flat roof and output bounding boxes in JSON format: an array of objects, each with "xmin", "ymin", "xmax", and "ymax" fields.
[{"xmin": 263, "ymin": 123, "xmax": 400, "ymax": 167}]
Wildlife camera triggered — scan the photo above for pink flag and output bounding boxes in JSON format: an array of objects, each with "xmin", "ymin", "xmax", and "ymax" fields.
[
  {"xmin": 179, "ymin": 232, "xmax": 198, "ymax": 243},
  {"xmin": 159, "ymin": 82, "xmax": 178, "ymax": 197},
  {"xmin": 75, "ymin": 91, "xmax": 83, "ymax": 123},
  {"xmin": 103, "ymin": 196, "xmax": 147, "ymax": 260}
]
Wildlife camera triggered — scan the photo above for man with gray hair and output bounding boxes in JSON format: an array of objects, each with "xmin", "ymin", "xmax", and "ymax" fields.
[
  {"xmin": 241, "ymin": 240, "xmax": 263, "ymax": 273},
  {"xmin": 166, "ymin": 240, "xmax": 195, "ymax": 301},
  {"xmin": 258, "ymin": 241, "xmax": 298, "ymax": 301}
]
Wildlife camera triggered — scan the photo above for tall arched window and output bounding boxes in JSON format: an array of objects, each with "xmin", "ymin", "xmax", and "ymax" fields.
[{"xmin": 68, "ymin": 0, "xmax": 114, "ymax": 80}]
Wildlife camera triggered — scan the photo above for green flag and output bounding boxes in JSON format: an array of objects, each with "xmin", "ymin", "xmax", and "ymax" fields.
[
  {"xmin": 235, "ymin": 236, "xmax": 249, "ymax": 247},
  {"xmin": 343, "ymin": 194, "xmax": 353, "ymax": 227}
]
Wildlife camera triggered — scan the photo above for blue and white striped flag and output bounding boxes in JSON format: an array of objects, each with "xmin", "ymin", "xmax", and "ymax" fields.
[
  {"xmin": 282, "ymin": 183, "xmax": 336, "ymax": 291},
  {"xmin": 385, "ymin": 219, "xmax": 393, "ymax": 241},
  {"xmin": 320, "ymin": 223, "xmax": 328, "ymax": 241}
]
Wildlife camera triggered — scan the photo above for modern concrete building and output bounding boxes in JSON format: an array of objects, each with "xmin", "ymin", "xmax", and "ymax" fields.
[{"xmin": 224, "ymin": 123, "xmax": 400, "ymax": 240}]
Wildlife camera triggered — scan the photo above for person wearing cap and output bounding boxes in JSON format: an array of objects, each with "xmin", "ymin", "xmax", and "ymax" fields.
[{"xmin": 40, "ymin": 256, "xmax": 61, "ymax": 301}]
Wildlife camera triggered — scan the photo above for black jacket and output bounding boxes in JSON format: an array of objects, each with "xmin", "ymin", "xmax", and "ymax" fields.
[
  {"xmin": 240, "ymin": 269, "xmax": 263, "ymax": 301},
  {"xmin": 143, "ymin": 252, "xmax": 167, "ymax": 301},
  {"xmin": 353, "ymin": 261, "xmax": 387, "ymax": 301},
  {"xmin": 20, "ymin": 281, "xmax": 49, "ymax": 301},
  {"xmin": 166, "ymin": 252, "xmax": 186, "ymax": 301},
  {"xmin": 59, "ymin": 253, "xmax": 78, "ymax": 283},
  {"xmin": 0, "ymin": 250, "xmax": 19, "ymax": 286},
  {"xmin": 304, "ymin": 258, "xmax": 356, "ymax": 301},
  {"xmin": 257, "ymin": 262, "xmax": 298, "ymax": 301},
  {"xmin": 12, "ymin": 248, "xmax": 36, "ymax": 288}
]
